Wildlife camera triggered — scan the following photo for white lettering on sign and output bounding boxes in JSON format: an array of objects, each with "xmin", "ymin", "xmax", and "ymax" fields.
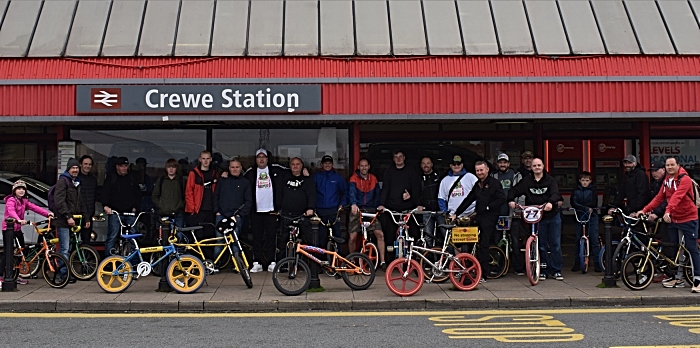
[
  {"xmin": 221, "ymin": 88, "xmax": 299, "ymax": 112},
  {"xmin": 597, "ymin": 143, "xmax": 616, "ymax": 153},
  {"xmin": 556, "ymin": 144, "xmax": 575, "ymax": 153},
  {"xmin": 651, "ymin": 139, "xmax": 700, "ymax": 168},
  {"xmin": 146, "ymin": 89, "xmax": 215, "ymax": 109}
]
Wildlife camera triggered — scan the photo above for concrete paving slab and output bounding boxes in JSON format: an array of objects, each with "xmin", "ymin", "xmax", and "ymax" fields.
[
  {"xmin": 0, "ymin": 300, "xmax": 55, "ymax": 312},
  {"xmin": 129, "ymin": 300, "xmax": 179, "ymax": 311},
  {"xmin": 204, "ymin": 300, "xmax": 277, "ymax": 312}
]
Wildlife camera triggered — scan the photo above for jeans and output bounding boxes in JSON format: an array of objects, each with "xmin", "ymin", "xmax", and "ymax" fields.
[
  {"xmin": 105, "ymin": 214, "xmax": 135, "ymax": 258},
  {"xmin": 423, "ymin": 213, "xmax": 445, "ymax": 247},
  {"xmin": 538, "ymin": 213, "xmax": 562, "ymax": 276},
  {"xmin": 57, "ymin": 227, "xmax": 70, "ymax": 278},
  {"xmin": 214, "ymin": 215, "xmax": 243, "ymax": 260},
  {"xmin": 668, "ymin": 219, "xmax": 700, "ymax": 279},
  {"xmin": 573, "ymin": 211, "xmax": 601, "ymax": 266}
]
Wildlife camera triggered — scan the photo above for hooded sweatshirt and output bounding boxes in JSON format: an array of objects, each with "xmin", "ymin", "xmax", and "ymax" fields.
[
  {"xmin": 643, "ymin": 166, "xmax": 698, "ymax": 224},
  {"xmin": 613, "ymin": 163, "xmax": 651, "ymax": 212},
  {"xmin": 348, "ymin": 170, "xmax": 381, "ymax": 209}
]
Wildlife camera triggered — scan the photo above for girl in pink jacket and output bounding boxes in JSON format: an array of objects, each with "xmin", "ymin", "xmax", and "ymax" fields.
[{"xmin": 1, "ymin": 180, "xmax": 53, "ymax": 285}]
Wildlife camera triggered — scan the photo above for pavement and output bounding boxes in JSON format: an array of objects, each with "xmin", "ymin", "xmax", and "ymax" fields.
[{"xmin": 2, "ymin": 265, "xmax": 699, "ymax": 313}]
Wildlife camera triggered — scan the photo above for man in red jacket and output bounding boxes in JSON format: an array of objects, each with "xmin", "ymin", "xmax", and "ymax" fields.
[
  {"xmin": 639, "ymin": 157, "xmax": 700, "ymax": 293},
  {"xmin": 185, "ymin": 151, "xmax": 219, "ymax": 239}
]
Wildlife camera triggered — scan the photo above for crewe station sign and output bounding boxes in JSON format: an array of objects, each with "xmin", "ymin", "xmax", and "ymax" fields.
[{"xmin": 76, "ymin": 85, "xmax": 322, "ymax": 114}]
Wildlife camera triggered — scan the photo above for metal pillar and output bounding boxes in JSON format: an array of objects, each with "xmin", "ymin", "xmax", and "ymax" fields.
[{"xmin": 602, "ymin": 215, "xmax": 617, "ymax": 287}]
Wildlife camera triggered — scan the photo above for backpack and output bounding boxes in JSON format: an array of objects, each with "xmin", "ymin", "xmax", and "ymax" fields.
[
  {"xmin": 47, "ymin": 176, "xmax": 72, "ymax": 211},
  {"xmin": 678, "ymin": 174, "xmax": 700, "ymax": 208}
]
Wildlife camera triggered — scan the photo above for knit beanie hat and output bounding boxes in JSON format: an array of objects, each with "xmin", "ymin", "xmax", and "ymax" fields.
[
  {"xmin": 66, "ymin": 157, "xmax": 80, "ymax": 170},
  {"xmin": 12, "ymin": 180, "xmax": 27, "ymax": 197}
]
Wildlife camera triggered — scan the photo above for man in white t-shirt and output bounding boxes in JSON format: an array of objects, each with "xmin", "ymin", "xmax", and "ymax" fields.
[
  {"xmin": 244, "ymin": 149, "xmax": 287, "ymax": 272},
  {"xmin": 438, "ymin": 154, "xmax": 478, "ymax": 220}
]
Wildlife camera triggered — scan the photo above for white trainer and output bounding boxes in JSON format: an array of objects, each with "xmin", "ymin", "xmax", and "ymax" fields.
[
  {"xmin": 268, "ymin": 262, "xmax": 277, "ymax": 272},
  {"xmin": 250, "ymin": 262, "xmax": 263, "ymax": 273}
]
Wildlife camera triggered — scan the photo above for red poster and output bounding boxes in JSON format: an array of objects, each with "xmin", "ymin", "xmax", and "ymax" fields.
[{"xmin": 548, "ymin": 139, "xmax": 583, "ymax": 161}]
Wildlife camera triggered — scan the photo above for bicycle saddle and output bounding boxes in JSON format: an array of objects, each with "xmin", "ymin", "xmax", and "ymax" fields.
[
  {"xmin": 330, "ymin": 235, "xmax": 345, "ymax": 244},
  {"xmin": 122, "ymin": 233, "xmax": 143, "ymax": 240},
  {"xmin": 179, "ymin": 226, "xmax": 203, "ymax": 232},
  {"xmin": 438, "ymin": 224, "xmax": 456, "ymax": 229}
]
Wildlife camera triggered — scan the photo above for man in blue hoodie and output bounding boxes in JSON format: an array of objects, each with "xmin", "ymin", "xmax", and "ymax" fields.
[{"xmin": 314, "ymin": 155, "xmax": 348, "ymax": 247}]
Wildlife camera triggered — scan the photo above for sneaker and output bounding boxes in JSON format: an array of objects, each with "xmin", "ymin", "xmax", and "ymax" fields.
[
  {"xmin": 692, "ymin": 279, "xmax": 700, "ymax": 293},
  {"xmin": 571, "ymin": 264, "xmax": 580, "ymax": 272},
  {"xmin": 267, "ymin": 262, "xmax": 276, "ymax": 272},
  {"xmin": 539, "ymin": 274, "xmax": 547, "ymax": 281},
  {"xmin": 479, "ymin": 278, "xmax": 486, "ymax": 284},
  {"xmin": 16, "ymin": 277, "xmax": 28, "ymax": 285},
  {"xmin": 515, "ymin": 271, "xmax": 525, "ymax": 276},
  {"xmin": 554, "ymin": 273, "xmax": 564, "ymax": 281},
  {"xmin": 250, "ymin": 262, "xmax": 263, "ymax": 273},
  {"xmin": 379, "ymin": 262, "xmax": 387, "ymax": 271},
  {"xmin": 662, "ymin": 278, "xmax": 685, "ymax": 288}
]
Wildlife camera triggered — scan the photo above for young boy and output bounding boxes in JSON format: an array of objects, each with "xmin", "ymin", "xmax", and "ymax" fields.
[{"xmin": 569, "ymin": 171, "xmax": 601, "ymax": 273}]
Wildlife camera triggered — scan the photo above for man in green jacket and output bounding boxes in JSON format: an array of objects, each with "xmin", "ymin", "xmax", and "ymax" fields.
[{"xmin": 152, "ymin": 158, "xmax": 186, "ymax": 228}]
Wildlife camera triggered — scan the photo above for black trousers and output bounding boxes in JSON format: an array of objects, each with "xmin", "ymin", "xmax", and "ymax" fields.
[
  {"xmin": 477, "ymin": 215, "xmax": 499, "ymax": 276},
  {"xmin": 510, "ymin": 219, "xmax": 529, "ymax": 273},
  {"xmin": 186, "ymin": 210, "xmax": 216, "ymax": 259},
  {"xmin": 251, "ymin": 212, "xmax": 279, "ymax": 267}
]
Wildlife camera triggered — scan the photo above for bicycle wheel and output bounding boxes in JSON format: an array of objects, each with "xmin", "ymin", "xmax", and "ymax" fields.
[
  {"xmin": 69, "ymin": 245, "xmax": 100, "ymax": 280},
  {"xmin": 24, "ymin": 246, "xmax": 44, "ymax": 278},
  {"xmin": 579, "ymin": 239, "xmax": 588, "ymax": 274},
  {"xmin": 420, "ymin": 248, "xmax": 450, "ymax": 283},
  {"xmin": 385, "ymin": 258, "xmax": 423, "ymax": 296},
  {"xmin": 621, "ymin": 252, "xmax": 654, "ymax": 291},
  {"xmin": 487, "ymin": 246, "xmax": 508, "ymax": 279},
  {"xmin": 449, "ymin": 253, "xmax": 481, "ymax": 291},
  {"xmin": 149, "ymin": 251, "xmax": 165, "ymax": 277},
  {"xmin": 272, "ymin": 257, "xmax": 311, "ymax": 296},
  {"xmin": 97, "ymin": 256, "xmax": 133, "ymax": 293},
  {"xmin": 611, "ymin": 239, "xmax": 631, "ymax": 279},
  {"xmin": 341, "ymin": 253, "xmax": 375, "ymax": 290},
  {"xmin": 682, "ymin": 248, "xmax": 694, "ymax": 285},
  {"xmin": 167, "ymin": 255, "xmax": 206, "ymax": 294},
  {"xmin": 525, "ymin": 236, "xmax": 540, "ymax": 286},
  {"xmin": 41, "ymin": 252, "xmax": 70, "ymax": 289},
  {"xmin": 361, "ymin": 242, "xmax": 379, "ymax": 270},
  {"xmin": 12, "ymin": 253, "xmax": 22, "ymax": 280},
  {"xmin": 234, "ymin": 252, "xmax": 253, "ymax": 288},
  {"xmin": 599, "ymin": 240, "xmax": 619, "ymax": 272}
]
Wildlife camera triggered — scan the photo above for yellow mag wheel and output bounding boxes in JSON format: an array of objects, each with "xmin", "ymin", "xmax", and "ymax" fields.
[
  {"xmin": 96, "ymin": 256, "xmax": 133, "ymax": 293},
  {"xmin": 167, "ymin": 255, "xmax": 206, "ymax": 294}
]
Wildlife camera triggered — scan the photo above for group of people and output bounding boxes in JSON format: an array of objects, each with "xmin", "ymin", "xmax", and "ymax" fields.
[{"xmin": 2, "ymin": 147, "xmax": 698, "ymax": 295}]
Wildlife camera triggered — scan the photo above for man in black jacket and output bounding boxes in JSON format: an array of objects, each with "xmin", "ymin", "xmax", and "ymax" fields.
[
  {"xmin": 418, "ymin": 156, "xmax": 442, "ymax": 246},
  {"xmin": 278, "ymin": 157, "xmax": 316, "ymax": 257},
  {"xmin": 377, "ymin": 150, "xmax": 421, "ymax": 260},
  {"xmin": 78, "ymin": 155, "xmax": 97, "ymax": 244},
  {"xmin": 507, "ymin": 158, "xmax": 563, "ymax": 281},
  {"xmin": 214, "ymin": 159, "xmax": 252, "ymax": 271},
  {"xmin": 54, "ymin": 158, "xmax": 88, "ymax": 283},
  {"xmin": 609, "ymin": 154, "xmax": 651, "ymax": 214},
  {"xmin": 101, "ymin": 157, "xmax": 142, "ymax": 258},
  {"xmin": 456, "ymin": 161, "xmax": 506, "ymax": 279}
]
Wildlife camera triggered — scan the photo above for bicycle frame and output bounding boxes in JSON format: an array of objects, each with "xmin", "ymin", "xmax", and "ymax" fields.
[
  {"xmin": 118, "ymin": 237, "xmax": 179, "ymax": 278},
  {"xmin": 293, "ymin": 243, "xmax": 363, "ymax": 274},
  {"xmin": 409, "ymin": 242, "xmax": 466, "ymax": 275},
  {"xmin": 383, "ymin": 208, "xmax": 420, "ymax": 258}
]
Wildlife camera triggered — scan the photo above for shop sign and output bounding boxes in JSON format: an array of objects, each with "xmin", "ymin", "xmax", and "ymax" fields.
[
  {"xmin": 651, "ymin": 139, "xmax": 700, "ymax": 168},
  {"xmin": 76, "ymin": 85, "xmax": 322, "ymax": 114}
]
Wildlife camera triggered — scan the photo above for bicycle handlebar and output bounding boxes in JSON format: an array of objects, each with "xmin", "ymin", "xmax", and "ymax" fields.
[
  {"xmin": 563, "ymin": 207, "xmax": 604, "ymax": 224},
  {"xmin": 381, "ymin": 208, "xmax": 420, "ymax": 225},
  {"xmin": 609, "ymin": 207, "xmax": 643, "ymax": 226}
]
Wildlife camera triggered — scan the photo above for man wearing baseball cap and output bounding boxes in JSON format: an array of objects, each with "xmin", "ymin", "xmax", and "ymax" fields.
[
  {"xmin": 491, "ymin": 153, "xmax": 526, "ymax": 275},
  {"xmin": 609, "ymin": 154, "xmax": 651, "ymax": 215},
  {"xmin": 102, "ymin": 156, "xmax": 142, "ymax": 258},
  {"xmin": 518, "ymin": 151, "xmax": 535, "ymax": 177}
]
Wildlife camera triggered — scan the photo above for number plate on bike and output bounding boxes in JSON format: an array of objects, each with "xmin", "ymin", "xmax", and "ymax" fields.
[
  {"xmin": 496, "ymin": 216, "xmax": 511, "ymax": 231},
  {"xmin": 452, "ymin": 227, "xmax": 478, "ymax": 243}
]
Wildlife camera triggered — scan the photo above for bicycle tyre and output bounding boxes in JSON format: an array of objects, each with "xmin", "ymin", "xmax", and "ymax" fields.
[
  {"xmin": 341, "ymin": 253, "xmax": 375, "ymax": 290},
  {"xmin": 167, "ymin": 255, "xmax": 206, "ymax": 294},
  {"xmin": 579, "ymin": 239, "xmax": 588, "ymax": 274},
  {"xmin": 525, "ymin": 236, "xmax": 540, "ymax": 286},
  {"xmin": 149, "ymin": 251, "xmax": 165, "ymax": 277},
  {"xmin": 682, "ymin": 248, "xmax": 694, "ymax": 285},
  {"xmin": 449, "ymin": 253, "xmax": 481, "ymax": 291},
  {"xmin": 385, "ymin": 258, "xmax": 423, "ymax": 296},
  {"xmin": 487, "ymin": 246, "xmax": 508, "ymax": 279},
  {"xmin": 24, "ymin": 246, "xmax": 43, "ymax": 278},
  {"xmin": 621, "ymin": 252, "xmax": 654, "ymax": 291},
  {"xmin": 272, "ymin": 256, "xmax": 311, "ymax": 296},
  {"xmin": 69, "ymin": 245, "xmax": 100, "ymax": 280},
  {"xmin": 599, "ymin": 240, "xmax": 619, "ymax": 272},
  {"xmin": 611, "ymin": 239, "xmax": 631, "ymax": 279},
  {"xmin": 12, "ymin": 254, "xmax": 22, "ymax": 280},
  {"xmin": 41, "ymin": 252, "xmax": 70, "ymax": 289},
  {"xmin": 361, "ymin": 242, "xmax": 379, "ymax": 271},
  {"xmin": 234, "ymin": 252, "xmax": 253, "ymax": 288},
  {"xmin": 97, "ymin": 256, "xmax": 133, "ymax": 293},
  {"xmin": 286, "ymin": 241, "xmax": 296, "ymax": 259},
  {"xmin": 420, "ymin": 247, "xmax": 450, "ymax": 283}
]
